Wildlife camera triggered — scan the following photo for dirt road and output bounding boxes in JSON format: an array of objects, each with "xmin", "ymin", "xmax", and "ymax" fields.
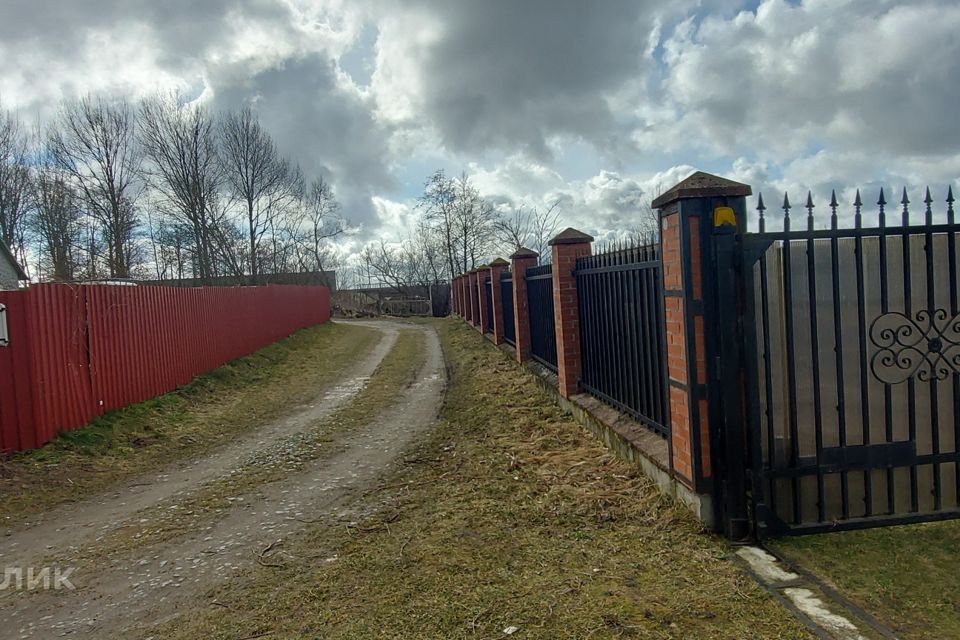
[{"xmin": 0, "ymin": 320, "xmax": 445, "ymax": 639}]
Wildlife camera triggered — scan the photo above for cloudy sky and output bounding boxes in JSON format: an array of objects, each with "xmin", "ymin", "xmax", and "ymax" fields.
[{"xmin": 2, "ymin": 0, "xmax": 958, "ymax": 253}]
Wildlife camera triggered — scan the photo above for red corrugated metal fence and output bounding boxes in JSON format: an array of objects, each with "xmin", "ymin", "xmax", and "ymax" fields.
[{"xmin": 0, "ymin": 283, "xmax": 330, "ymax": 453}]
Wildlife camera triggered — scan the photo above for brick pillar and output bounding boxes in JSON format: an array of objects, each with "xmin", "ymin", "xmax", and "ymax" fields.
[
  {"xmin": 488, "ymin": 258, "xmax": 508, "ymax": 344},
  {"xmin": 652, "ymin": 171, "xmax": 751, "ymax": 522},
  {"xmin": 510, "ymin": 247, "xmax": 538, "ymax": 362},
  {"xmin": 468, "ymin": 270, "xmax": 479, "ymax": 326},
  {"xmin": 550, "ymin": 228, "xmax": 593, "ymax": 398}
]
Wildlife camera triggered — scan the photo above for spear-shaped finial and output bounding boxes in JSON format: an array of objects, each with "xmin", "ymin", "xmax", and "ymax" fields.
[
  {"xmin": 878, "ymin": 187, "xmax": 887, "ymax": 227},
  {"xmin": 757, "ymin": 192, "xmax": 766, "ymax": 232},
  {"xmin": 782, "ymin": 192, "xmax": 791, "ymax": 232},
  {"xmin": 805, "ymin": 190, "xmax": 815, "ymax": 231},
  {"xmin": 854, "ymin": 188, "xmax": 863, "ymax": 229},
  {"xmin": 901, "ymin": 187, "xmax": 910, "ymax": 225},
  {"xmin": 829, "ymin": 189, "xmax": 839, "ymax": 230},
  {"xmin": 924, "ymin": 187, "xmax": 933, "ymax": 225},
  {"xmin": 948, "ymin": 186, "xmax": 956, "ymax": 224}
]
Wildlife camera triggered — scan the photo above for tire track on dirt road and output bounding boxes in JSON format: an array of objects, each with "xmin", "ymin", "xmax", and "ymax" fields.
[
  {"xmin": 2, "ymin": 321, "xmax": 446, "ymax": 639},
  {"xmin": 0, "ymin": 321, "xmax": 395, "ymax": 588}
]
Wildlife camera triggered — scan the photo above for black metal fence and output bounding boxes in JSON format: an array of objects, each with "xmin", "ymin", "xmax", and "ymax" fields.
[
  {"xmin": 576, "ymin": 242, "xmax": 670, "ymax": 437},
  {"xmin": 501, "ymin": 270, "xmax": 516, "ymax": 345},
  {"xmin": 742, "ymin": 187, "xmax": 960, "ymax": 536},
  {"xmin": 526, "ymin": 264, "xmax": 557, "ymax": 371},
  {"xmin": 484, "ymin": 276, "xmax": 494, "ymax": 333}
]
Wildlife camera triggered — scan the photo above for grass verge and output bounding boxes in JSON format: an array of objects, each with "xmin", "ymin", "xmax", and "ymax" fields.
[
  {"xmin": 772, "ymin": 520, "xmax": 960, "ymax": 639},
  {"xmin": 138, "ymin": 319, "xmax": 810, "ymax": 640},
  {"xmin": 0, "ymin": 321, "xmax": 380, "ymax": 527}
]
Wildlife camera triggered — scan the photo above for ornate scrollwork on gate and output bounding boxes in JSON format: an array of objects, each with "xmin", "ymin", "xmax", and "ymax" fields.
[{"xmin": 870, "ymin": 309, "xmax": 960, "ymax": 384}]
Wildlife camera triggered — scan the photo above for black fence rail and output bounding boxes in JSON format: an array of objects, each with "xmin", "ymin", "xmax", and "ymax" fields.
[
  {"xmin": 484, "ymin": 276, "xmax": 494, "ymax": 333},
  {"xmin": 501, "ymin": 270, "xmax": 516, "ymax": 345},
  {"xmin": 526, "ymin": 264, "xmax": 557, "ymax": 371},
  {"xmin": 576, "ymin": 242, "xmax": 669, "ymax": 437}
]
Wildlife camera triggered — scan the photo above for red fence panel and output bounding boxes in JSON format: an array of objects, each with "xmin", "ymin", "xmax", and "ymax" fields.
[{"xmin": 0, "ymin": 283, "xmax": 330, "ymax": 453}]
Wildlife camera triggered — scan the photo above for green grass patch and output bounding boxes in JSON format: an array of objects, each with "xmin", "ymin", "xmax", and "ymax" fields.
[
  {"xmin": 773, "ymin": 520, "xmax": 960, "ymax": 639},
  {"xmin": 138, "ymin": 319, "xmax": 810, "ymax": 640},
  {"xmin": 0, "ymin": 322, "xmax": 380, "ymax": 526}
]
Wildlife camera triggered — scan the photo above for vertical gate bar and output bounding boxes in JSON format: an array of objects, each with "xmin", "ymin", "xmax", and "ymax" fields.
[
  {"xmin": 948, "ymin": 188, "xmax": 960, "ymax": 502},
  {"xmin": 759, "ymin": 242, "xmax": 777, "ymax": 519},
  {"xmin": 878, "ymin": 189, "xmax": 895, "ymax": 515},
  {"xmin": 923, "ymin": 188, "xmax": 942, "ymax": 510},
  {"xmin": 612, "ymin": 249, "xmax": 624, "ymax": 405},
  {"xmin": 580, "ymin": 268, "xmax": 590, "ymax": 387},
  {"xmin": 901, "ymin": 190, "xmax": 919, "ymax": 513},
  {"xmin": 640, "ymin": 265, "xmax": 655, "ymax": 424},
  {"xmin": 634, "ymin": 259, "xmax": 647, "ymax": 420},
  {"xmin": 621, "ymin": 249, "xmax": 633, "ymax": 412},
  {"xmin": 601, "ymin": 253, "xmax": 612, "ymax": 396},
  {"xmin": 626, "ymin": 250, "xmax": 639, "ymax": 416},
  {"xmin": 805, "ymin": 193, "xmax": 826, "ymax": 522},
  {"xmin": 781, "ymin": 194, "xmax": 803, "ymax": 524},
  {"xmin": 742, "ymin": 233, "xmax": 768, "ymax": 536},
  {"xmin": 829, "ymin": 191, "xmax": 850, "ymax": 518},
  {"xmin": 630, "ymin": 250, "xmax": 641, "ymax": 418},
  {"xmin": 646, "ymin": 248, "xmax": 658, "ymax": 423},
  {"xmin": 854, "ymin": 192, "xmax": 874, "ymax": 515}
]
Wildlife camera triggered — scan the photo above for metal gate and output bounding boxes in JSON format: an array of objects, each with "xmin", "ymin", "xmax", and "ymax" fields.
[{"xmin": 741, "ymin": 189, "xmax": 960, "ymax": 536}]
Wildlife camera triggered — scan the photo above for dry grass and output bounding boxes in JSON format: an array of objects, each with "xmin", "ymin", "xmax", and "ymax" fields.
[
  {"xmin": 0, "ymin": 321, "xmax": 380, "ymax": 527},
  {"xmin": 773, "ymin": 519, "xmax": 960, "ymax": 639},
  {"xmin": 137, "ymin": 319, "xmax": 810, "ymax": 639}
]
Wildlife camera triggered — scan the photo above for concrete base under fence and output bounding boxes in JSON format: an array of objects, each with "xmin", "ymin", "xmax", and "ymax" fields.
[{"xmin": 494, "ymin": 339, "xmax": 714, "ymax": 527}]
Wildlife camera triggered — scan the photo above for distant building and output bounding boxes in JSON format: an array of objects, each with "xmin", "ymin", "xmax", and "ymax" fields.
[{"xmin": 0, "ymin": 239, "xmax": 26, "ymax": 290}]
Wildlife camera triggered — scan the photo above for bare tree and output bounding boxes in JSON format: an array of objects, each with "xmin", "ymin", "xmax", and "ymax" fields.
[
  {"xmin": 31, "ymin": 155, "xmax": 83, "ymax": 282},
  {"xmin": 48, "ymin": 95, "xmax": 142, "ymax": 278},
  {"xmin": 417, "ymin": 170, "xmax": 457, "ymax": 276},
  {"xmin": 0, "ymin": 107, "xmax": 31, "ymax": 267},
  {"xmin": 295, "ymin": 176, "xmax": 345, "ymax": 272},
  {"xmin": 494, "ymin": 201, "xmax": 561, "ymax": 261},
  {"xmin": 625, "ymin": 200, "xmax": 658, "ymax": 244},
  {"xmin": 139, "ymin": 94, "xmax": 221, "ymax": 282},
  {"xmin": 452, "ymin": 172, "xmax": 497, "ymax": 272},
  {"xmin": 219, "ymin": 106, "xmax": 298, "ymax": 282}
]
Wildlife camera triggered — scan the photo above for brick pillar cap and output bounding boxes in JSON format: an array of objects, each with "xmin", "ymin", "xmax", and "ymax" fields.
[
  {"xmin": 548, "ymin": 227, "xmax": 594, "ymax": 246},
  {"xmin": 510, "ymin": 247, "xmax": 539, "ymax": 259},
  {"xmin": 651, "ymin": 171, "xmax": 752, "ymax": 209},
  {"xmin": 489, "ymin": 257, "xmax": 509, "ymax": 266}
]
